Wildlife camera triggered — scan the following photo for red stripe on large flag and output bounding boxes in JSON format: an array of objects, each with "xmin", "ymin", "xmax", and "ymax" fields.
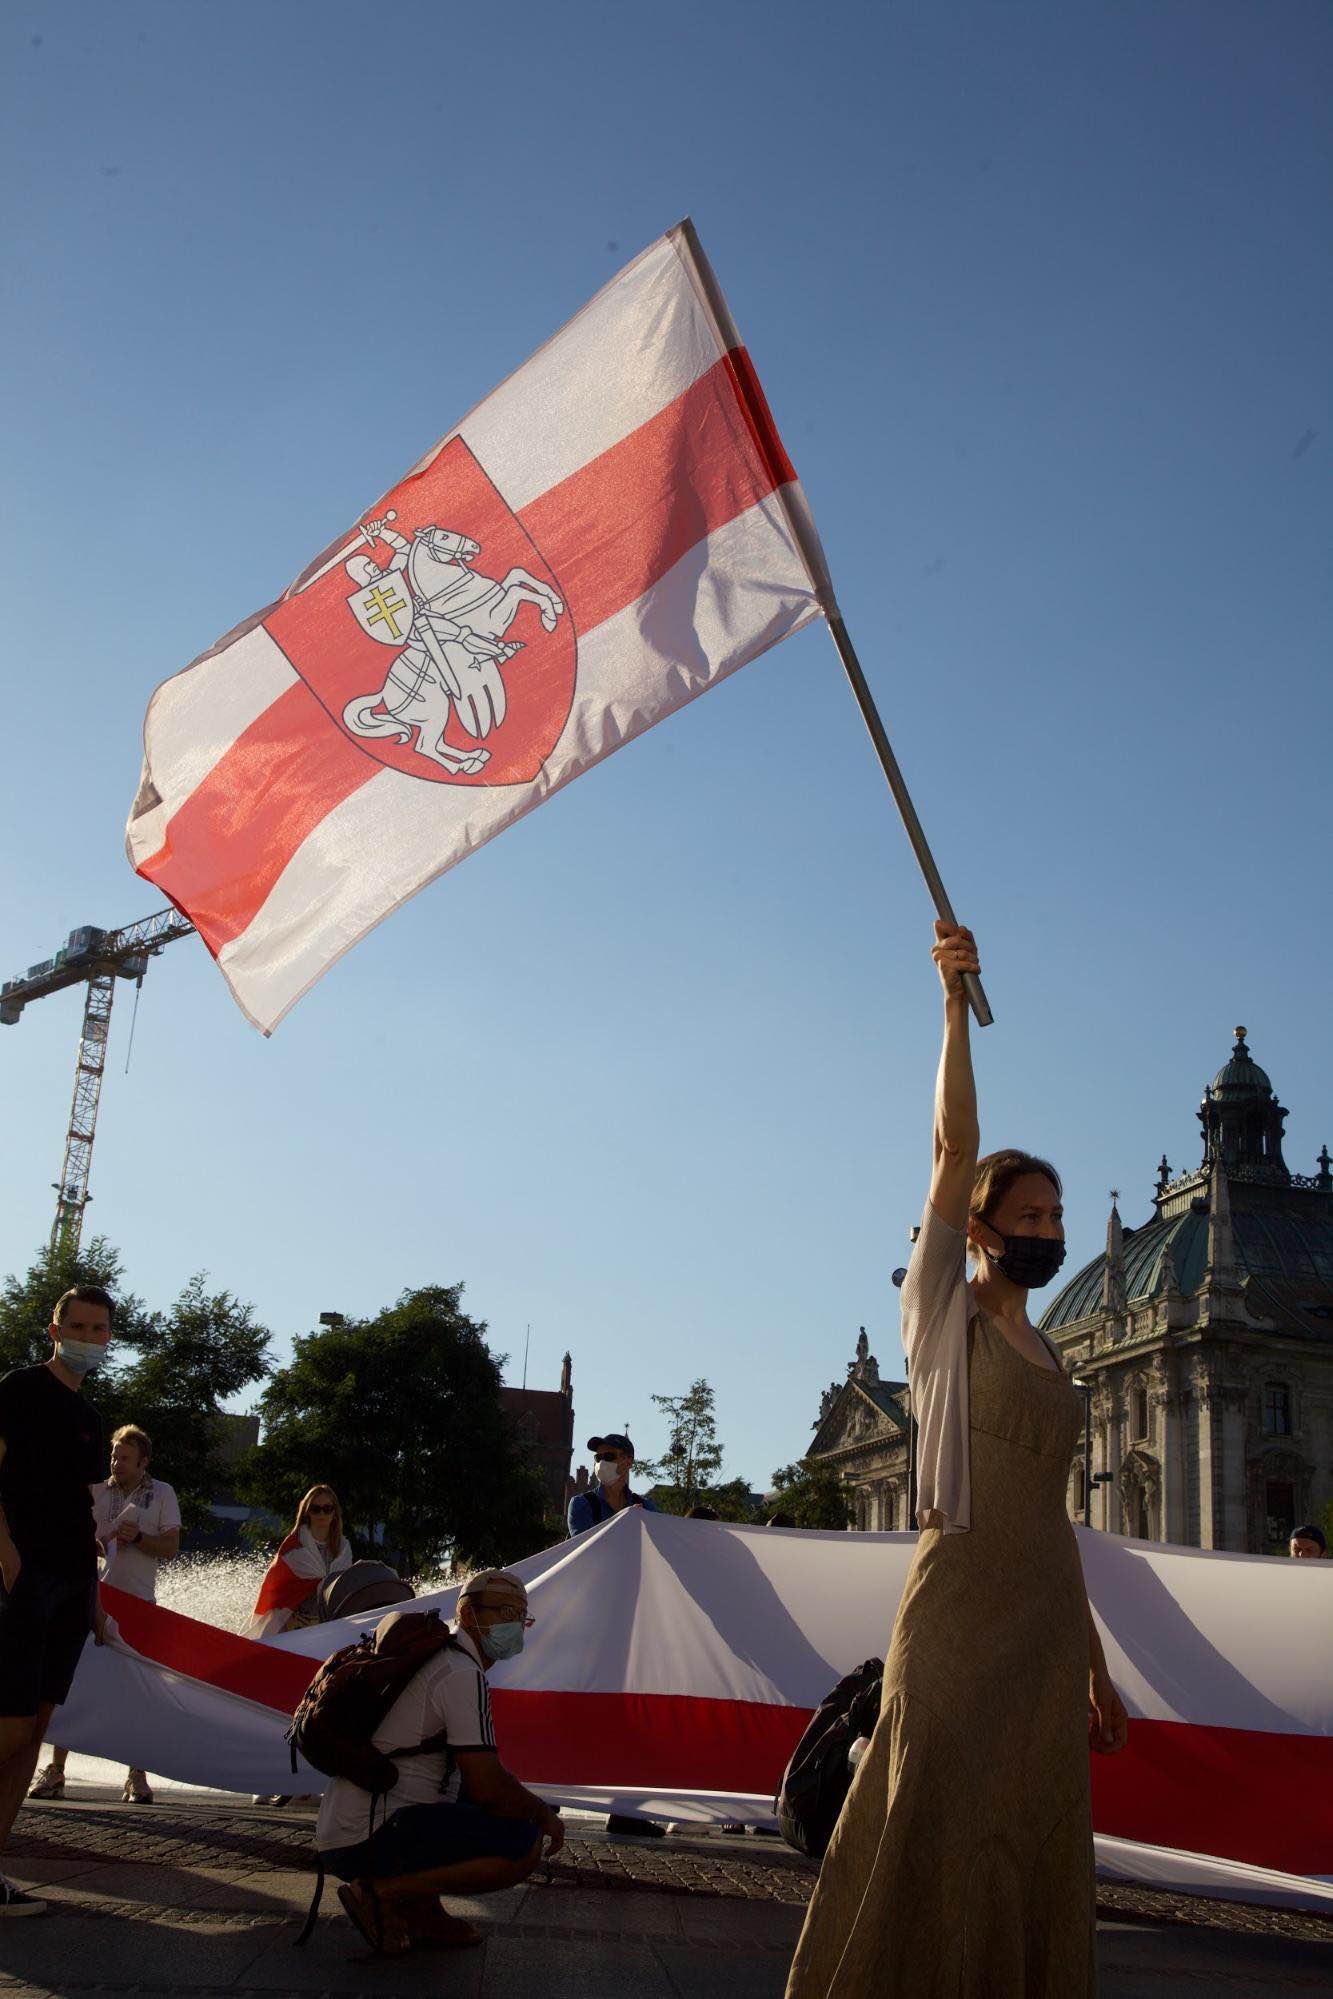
[
  {"xmin": 136, "ymin": 350, "xmax": 789, "ymax": 957},
  {"xmin": 521, "ymin": 351, "xmax": 785, "ymax": 634},
  {"xmin": 101, "ymin": 1585, "xmax": 317, "ymax": 1712},
  {"xmin": 136, "ymin": 686, "xmax": 375, "ymax": 955},
  {"xmin": 103, "ymin": 1587, "xmax": 1333, "ymax": 1877}
]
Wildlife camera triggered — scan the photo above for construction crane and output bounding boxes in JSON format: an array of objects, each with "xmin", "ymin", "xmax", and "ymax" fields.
[{"xmin": 2, "ymin": 910, "xmax": 195, "ymax": 1254}]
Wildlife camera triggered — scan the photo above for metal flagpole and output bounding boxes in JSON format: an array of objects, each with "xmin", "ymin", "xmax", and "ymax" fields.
[{"xmin": 824, "ymin": 614, "xmax": 993, "ymax": 1028}]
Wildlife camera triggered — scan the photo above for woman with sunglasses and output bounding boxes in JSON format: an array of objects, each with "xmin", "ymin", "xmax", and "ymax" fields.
[
  {"xmin": 249, "ymin": 1486, "xmax": 355, "ymax": 1807},
  {"xmin": 248, "ymin": 1487, "xmax": 353, "ymax": 1641}
]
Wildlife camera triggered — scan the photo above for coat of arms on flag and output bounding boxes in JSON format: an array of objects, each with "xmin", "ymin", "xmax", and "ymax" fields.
[{"xmin": 268, "ymin": 439, "xmax": 575, "ymax": 786}]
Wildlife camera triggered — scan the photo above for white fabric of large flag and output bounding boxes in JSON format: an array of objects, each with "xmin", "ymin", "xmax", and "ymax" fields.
[
  {"xmin": 127, "ymin": 223, "xmax": 834, "ymax": 1031},
  {"xmin": 55, "ymin": 1511, "xmax": 1333, "ymax": 1903}
]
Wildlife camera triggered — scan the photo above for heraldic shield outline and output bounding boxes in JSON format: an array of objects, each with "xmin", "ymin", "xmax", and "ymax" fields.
[{"xmin": 265, "ymin": 438, "xmax": 577, "ymax": 787}]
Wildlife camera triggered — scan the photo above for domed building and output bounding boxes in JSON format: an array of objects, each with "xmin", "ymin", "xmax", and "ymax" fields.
[{"xmin": 1040, "ymin": 1029, "xmax": 1332, "ymax": 1551}]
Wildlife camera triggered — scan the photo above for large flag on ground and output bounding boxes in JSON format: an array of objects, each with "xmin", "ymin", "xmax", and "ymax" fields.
[
  {"xmin": 127, "ymin": 222, "xmax": 834, "ymax": 1032},
  {"xmin": 54, "ymin": 1511, "xmax": 1333, "ymax": 1905}
]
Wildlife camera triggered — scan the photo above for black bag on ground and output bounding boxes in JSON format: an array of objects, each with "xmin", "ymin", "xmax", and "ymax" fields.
[{"xmin": 774, "ymin": 1657, "xmax": 884, "ymax": 1859}]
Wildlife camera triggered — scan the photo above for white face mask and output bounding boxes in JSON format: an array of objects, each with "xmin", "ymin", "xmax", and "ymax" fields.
[
  {"xmin": 595, "ymin": 1458, "xmax": 621, "ymax": 1487},
  {"xmin": 55, "ymin": 1337, "xmax": 107, "ymax": 1378}
]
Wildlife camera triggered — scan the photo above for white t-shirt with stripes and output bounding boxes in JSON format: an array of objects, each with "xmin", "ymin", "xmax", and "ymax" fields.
[{"xmin": 315, "ymin": 1626, "xmax": 497, "ymax": 1851}]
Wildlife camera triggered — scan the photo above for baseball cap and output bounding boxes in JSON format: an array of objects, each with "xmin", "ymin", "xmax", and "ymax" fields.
[
  {"xmin": 459, "ymin": 1568, "xmax": 528, "ymax": 1608},
  {"xmin": 587, "ymin": 1432, "xmax": 634, "ymax": 1459},
  {"xmin": 1290, "ymin": 1522, "xmax": 1326, "ymax": 1549}
]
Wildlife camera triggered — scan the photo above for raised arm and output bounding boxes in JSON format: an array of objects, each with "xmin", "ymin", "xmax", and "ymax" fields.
[{"xmin": 927, "ymin": 923, "xmax": 982, "ymax": 1230}]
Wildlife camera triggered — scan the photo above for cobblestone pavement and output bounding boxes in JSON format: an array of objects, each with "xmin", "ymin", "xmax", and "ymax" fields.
[
  {"xmin": 0, "ymin": 1798, "xmax": 1328, "ymax": 1998},
  {"xmin": 9, "ymin": 1799, "xmax": 1332, "ymax": 1937}
]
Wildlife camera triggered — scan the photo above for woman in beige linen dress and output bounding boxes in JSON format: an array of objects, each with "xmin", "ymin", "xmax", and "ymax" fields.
[{"xmin": 785, "ymin": 923, "xmax": 1128, "ymax": 1999}]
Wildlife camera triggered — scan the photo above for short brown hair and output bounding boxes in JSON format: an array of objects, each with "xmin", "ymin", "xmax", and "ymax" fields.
[
  {"xmin": 111, "ymin": 1424, "xmax": 151, "ymax": 1462},
  {"xmin": 53, "ymin": 1285, "xmax": 115, "ymax": 1327},
  {"xmin": 969, "ymin": 1150, "xmax": 1063, "ymax": 1237}
]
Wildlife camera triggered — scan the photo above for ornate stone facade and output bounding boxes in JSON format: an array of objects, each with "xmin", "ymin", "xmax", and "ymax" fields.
[
  {"xmin": 1040, "ymin": 1030, "xmax": 1333, "ymax": 1551},
  {"xmin": 807, "ymin": 1327, "xmax": 912, "ymax": 1530}
]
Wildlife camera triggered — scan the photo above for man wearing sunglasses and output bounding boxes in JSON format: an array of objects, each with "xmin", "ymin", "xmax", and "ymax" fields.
[
  {"xmin": 566, "ymin": 1434, "xmax": 659, "ymax": 1537},
  {"xmin": 317, "ymin": 1569, "xmax": 564, "ymax": 1955},
  {"xmin": 566, "ymin": 1435, "xmax": 665, "ymax": 1837}
]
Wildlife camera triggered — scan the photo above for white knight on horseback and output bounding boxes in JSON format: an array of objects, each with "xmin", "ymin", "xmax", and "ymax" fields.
[{"xmin": 338, "ymin": 517, "xmax": 565, "ymax": 775}]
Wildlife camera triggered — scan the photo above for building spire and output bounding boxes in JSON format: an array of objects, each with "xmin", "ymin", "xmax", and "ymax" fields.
[
  {"xmin": 1159, "ymin": 1234, "xmax": 1182, "ymax": 1299},
  {"xmin": 1101, "ymin": 1192, "xmax": 1127, "ymax": 1319},
  {"xmin": 1154, "ymin": 1154, "xmax": 1172, "ymax": 1199},
  {"xmin": 1204, "ymin": 1158, "xmax": 1238, "ymax": 1288}
]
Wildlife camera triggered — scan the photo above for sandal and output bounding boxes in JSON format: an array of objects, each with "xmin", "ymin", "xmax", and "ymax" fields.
[
  {"xmin": 337, "ymin": 1879, "xmax": 411, "ymax": 1957},
  {"xmin": 27, "ymin": 1765, "xmax": 65, "ymax": 1801},
  {"xmin": 404, "ymin": 1896, "xmax": 482, "ymax": 1949}
]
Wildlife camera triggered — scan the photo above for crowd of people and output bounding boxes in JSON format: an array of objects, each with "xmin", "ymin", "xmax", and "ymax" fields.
[{"xmin": 0, "ymin": 928, "xmax": 1326, "ymax": 1965}]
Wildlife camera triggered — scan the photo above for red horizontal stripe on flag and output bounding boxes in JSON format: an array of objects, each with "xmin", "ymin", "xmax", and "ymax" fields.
[
  {"xmin": 493, "ymin": 1696, "xmax": 1333, "ymax": 1877},
  {"xmin": 136, "ymin": 683, "xmax": 377, "ymax": 955},
  {"xmin": 100, "ymin": 1593, "xmax": 1333, "ymax": 1876},
  {"xmin": 135, "ymin": 350, "xmax": 795, "ymax": 953},
  {"xmin": 101, "ymin": 1584, "xmax": 317, "ymax": 1713},
  {"xmin": 1090, "ymin": 1715, "xmax": 1333, "ymax": 1878},
  {"xmin": 518, "ymin": 350, "xmax": 789, "ymax": 635}
]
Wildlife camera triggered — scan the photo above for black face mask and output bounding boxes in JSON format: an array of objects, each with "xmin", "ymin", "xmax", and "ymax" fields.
[{"xmin": 991, "ymin": 1233, "xmax": 1066, "ymax": 1290}]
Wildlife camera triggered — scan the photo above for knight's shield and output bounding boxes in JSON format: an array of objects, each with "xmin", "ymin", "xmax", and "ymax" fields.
[{"xmin": 348, "ymin": 576, "xmax": 415, "ymax": 647}]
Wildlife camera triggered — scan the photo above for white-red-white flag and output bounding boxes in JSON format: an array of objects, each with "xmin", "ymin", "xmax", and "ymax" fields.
[{"xmin": 127, "ymin": 223, "xmax": 835, "ymax": 1031}]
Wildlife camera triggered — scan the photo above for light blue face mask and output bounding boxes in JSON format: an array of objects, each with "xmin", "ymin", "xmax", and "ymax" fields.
[
  {"xmin": 479, "ymin": 1619, "xmax": 526, "ymax": 1661},
  {"xmin": 55, "ymin": 1337, "xmax": 107, "ymax": 1378}
]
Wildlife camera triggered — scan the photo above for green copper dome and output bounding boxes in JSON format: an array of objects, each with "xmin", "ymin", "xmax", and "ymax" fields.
[{"xmin": 1210, "ymin": 1026, "xmax": 1273, "ymax": 1100}]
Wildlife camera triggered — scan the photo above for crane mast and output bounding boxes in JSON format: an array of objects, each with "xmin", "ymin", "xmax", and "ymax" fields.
[{"xmin": 1, "ymin": 909, "xmax": 195, "ymax": 1254}]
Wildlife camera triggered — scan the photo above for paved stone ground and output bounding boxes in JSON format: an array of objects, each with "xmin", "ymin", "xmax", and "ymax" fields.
[{"xmin": 0, "ymin": 1797, "xmax": 1327, "ymax": 1997}]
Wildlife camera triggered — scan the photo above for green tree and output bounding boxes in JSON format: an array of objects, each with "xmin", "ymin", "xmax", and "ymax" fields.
[
  {"xmin": 701, "ymin": 1475, "xmax": 760, "ymax": 1522},
  {"xmin": 649, "ymin": 1378, "xmax": 726, "ymax": 1512},
  {"xmin": 0, "ymin": 1235, "xmax": 155, "ymax": 1386},
  {"xmin": 0, "ymin": 1239, "xmax": 271, "ymax": 1532},
  {"xmin": 769, "ymin": 1459, "xmax": 854, "ymax": 1530},
  {"xmin": 243, "ymin": 1284, "xmax": 547, "ymax": 1576},
  {"xmin": 106, "ymin": 1274, "xmax": 272, "ymax": 1531}
]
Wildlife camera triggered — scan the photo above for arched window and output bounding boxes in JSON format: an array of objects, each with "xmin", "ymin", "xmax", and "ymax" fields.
[
  {"xmin": 1262, "ymin": 1383, "xmax": 1292, "ymax": 1436},
  {"xmin": 1133, "ymin": 1385, "xmax": 1149, "ymax": 1439}
]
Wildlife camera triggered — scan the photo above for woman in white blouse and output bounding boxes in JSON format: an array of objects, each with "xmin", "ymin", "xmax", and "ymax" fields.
[{"xmin": 786, "ymin": 923, "xmax": 1128, "ymax": 1999}]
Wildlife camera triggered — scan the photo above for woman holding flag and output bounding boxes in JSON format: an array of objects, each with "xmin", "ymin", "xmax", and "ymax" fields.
[
  {"xmin": 785, "ymin": 924, "xmax": 1127, "ymax": 1999},
  {"xmin": 248, "ymin": 1486, "xmax": 352, "ymax": 1641}
]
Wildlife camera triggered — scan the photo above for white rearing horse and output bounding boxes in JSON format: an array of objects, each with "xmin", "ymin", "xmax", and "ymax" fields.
[{"xmin": 343, "ymin": 524, "xmax": 565, "ymax": 775}]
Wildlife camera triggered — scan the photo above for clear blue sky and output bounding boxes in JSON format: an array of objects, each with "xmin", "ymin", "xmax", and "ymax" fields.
[{"xmin": 2, "ymin": 1, "xmax": 1329, "ymax": 1492}]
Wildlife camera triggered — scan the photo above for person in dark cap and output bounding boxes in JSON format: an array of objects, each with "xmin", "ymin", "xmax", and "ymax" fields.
[
  {"xmin": 1289, "ymin": 1523, "xmax": 1327, "ymax": 1560},
  {"xmin": 566, "ymin": 1434, "xmax": 659, "ymax": 1536},
  {"xmin": 565, "ymin": 1434, "xmax": 664, "ymax": 1839}
]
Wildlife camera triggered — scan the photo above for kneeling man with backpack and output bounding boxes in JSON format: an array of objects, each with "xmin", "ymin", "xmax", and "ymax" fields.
[{"xmin": 302, "ymin": 1569, "xmax": 563, "ymax": 1955}]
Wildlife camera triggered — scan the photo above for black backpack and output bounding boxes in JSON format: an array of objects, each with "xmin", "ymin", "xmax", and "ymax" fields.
[
  {"xmin": 774, "ymin": 1657, "xmax": 883, "ymax": 1859},
  {"xmin": 287, "ymin": 1608, "xmax": 462, "ymax": 1946}
]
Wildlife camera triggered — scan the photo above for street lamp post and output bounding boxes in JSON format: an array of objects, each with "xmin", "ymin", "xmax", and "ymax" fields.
[
  {"xmin": 1072, "ymin": 1375, "xmax": 1093, "ymax": 1524},
  {"xmin": 1070, "ymin": 1372, "xmax": 1114, "ymax": 1527}
]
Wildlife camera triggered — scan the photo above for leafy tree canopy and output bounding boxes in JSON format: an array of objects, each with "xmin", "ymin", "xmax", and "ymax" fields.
[
  {"xmin": 648, "ymin": 1377, "xmax": 726, "ymax": 1512},
  {"xmin": 769, "ymin": 1459, "xmax": 854, "ymax": 1530},
  {"xmin": 243, "ymin": 1284, "xmax": 547, "ymax": 1577},
  {"xmin": 0, "ymin": 1239, "xmax": 271, "ymax": 1532}
]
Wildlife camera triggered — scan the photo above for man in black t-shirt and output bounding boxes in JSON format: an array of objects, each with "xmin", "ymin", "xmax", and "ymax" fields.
[{"xmin": 0, "ymin": 1285, "xmax": 112, "ymax": 1918}]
